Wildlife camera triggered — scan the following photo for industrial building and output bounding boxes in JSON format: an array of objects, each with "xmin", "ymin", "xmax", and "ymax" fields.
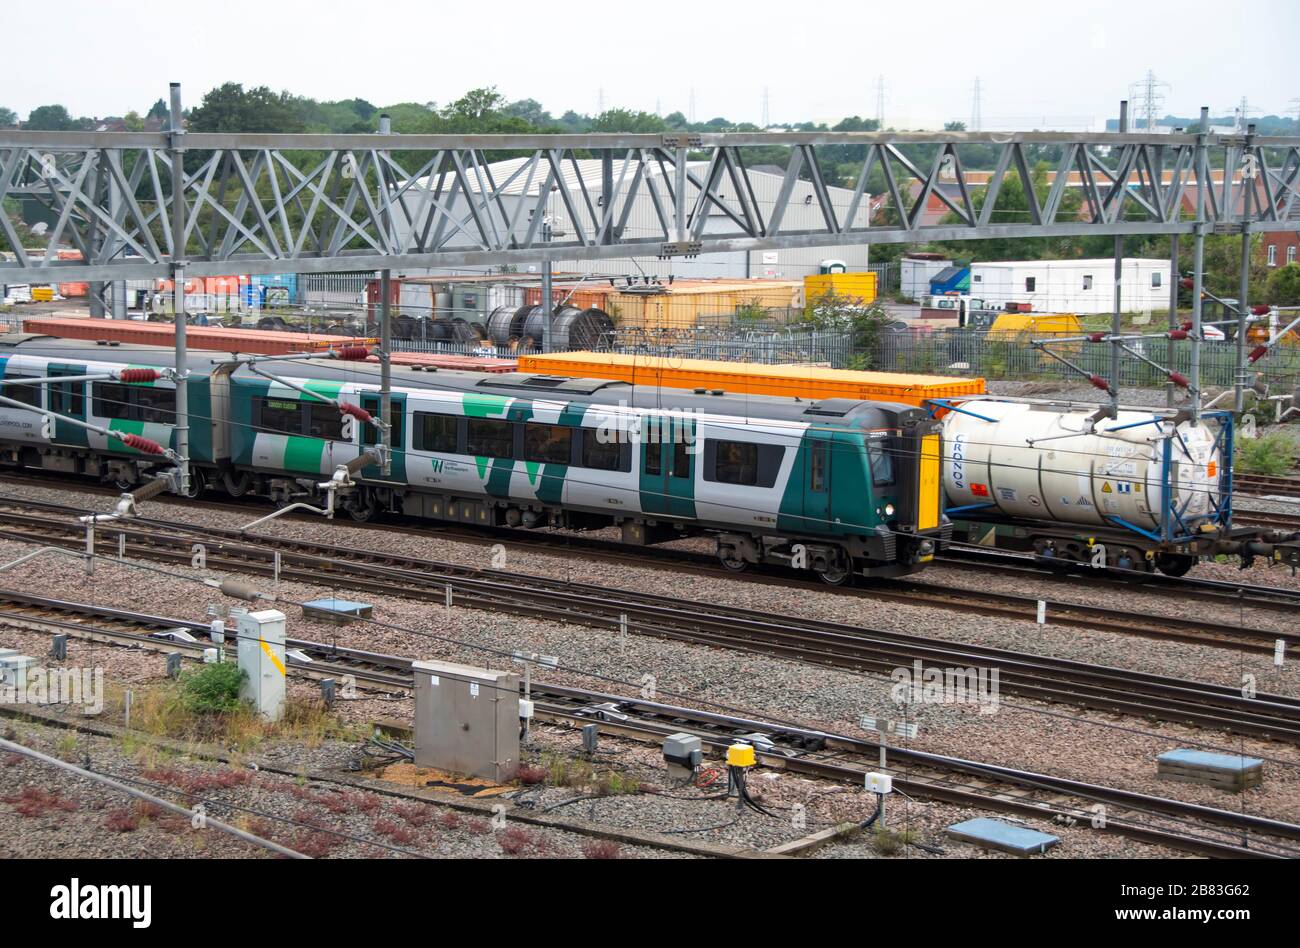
[
  {"xmin": 394, "ymin": 158, "xmax": 873, "ymax": 281},
  {"xmin": 969, "ymin": 258, "xmax": 1173, "ymax": 314}
]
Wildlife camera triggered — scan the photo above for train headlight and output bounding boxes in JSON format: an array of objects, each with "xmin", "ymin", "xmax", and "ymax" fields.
[
  {"xmin": 884, "ymin": 504, "xmax": 895, "ymax": 517},
  {"xmin": 919, "ymin": 539, "xmax": 935, "ymax": 554}
]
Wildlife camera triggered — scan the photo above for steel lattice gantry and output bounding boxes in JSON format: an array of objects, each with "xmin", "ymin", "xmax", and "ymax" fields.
[{"xmin": 2, "ymin": 126, "xmax": 1299, "ymax": 282}]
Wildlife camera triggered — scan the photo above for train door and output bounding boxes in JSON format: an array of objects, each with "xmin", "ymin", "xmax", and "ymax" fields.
[
  {"xmin": 47, "ymin": 365, "xmax": 88, "ymax": 447},
  {"xmin": 640, "ymin": 415, "xmax": 694, "ymax": 518},
  {"xmin": 359, "ymin": 392, "xmax": 406, "ymax": 480},
  {"xmin": 803, "ymin": 431, "xmax": 831, "ymax": 533}
]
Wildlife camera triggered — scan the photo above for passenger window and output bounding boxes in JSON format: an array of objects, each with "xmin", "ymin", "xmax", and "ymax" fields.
[
  {"xmin": 306, "ymin": 402, "xmax": 344, "ymax": 440},
  {"xmin": 714, "ymin": 440, "xmax": 758, "ymax": 486},
  {"xmin": 93, "ymin": 383, "xmax": 130, "ymax": 420},
  {"xmin": 582, "ymin": 428, "xmax": 623, "ymax": 471},
  {"xmin": 135, "ymin": 387, "xmax": 176, "ymax": 424},
  {"xmin": 256, "ymin": 397, "xmax": 304, "ymax": 435},
  {"xmin": 868, "ymin": 440, "xmax": 894, "ymax": 487},
  {"xmin": 414, "ymin": 412, "xmax": 458, "ymax": 453},
  {"xmin": 524, "ymin": 423, "xmax": 571, "ymax": 465},
  {"xmin": 4, "ymin": 375, "xmax": 43, "ymax": 409},
  {"xmin": 467, "ymin": 417, "xmax": 513, "ymax": 458}
]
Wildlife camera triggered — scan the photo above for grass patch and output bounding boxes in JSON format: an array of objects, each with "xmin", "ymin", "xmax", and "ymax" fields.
[
  {"xmin": 870, "ymin": 826, "xmax": 920, "ymax": 856},
  {"xmin": 1237, "ymin": 432, "xmax": 1299, "ymax": 475}
]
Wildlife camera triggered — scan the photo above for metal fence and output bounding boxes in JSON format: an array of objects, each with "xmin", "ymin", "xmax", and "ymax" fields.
[{"xmin": 869, "ymin": 329, "xmax": 1300, "ymax": 391}]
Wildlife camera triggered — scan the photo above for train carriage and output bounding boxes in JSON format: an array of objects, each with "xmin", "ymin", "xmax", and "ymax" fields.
[{"xmin": 0, "ymin": 334, "xmax": 949, "ymax": 582}]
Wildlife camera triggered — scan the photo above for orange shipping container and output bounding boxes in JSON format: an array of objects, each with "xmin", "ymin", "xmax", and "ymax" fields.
[{"xmin": 516, "ymin": 350, "xmax": 985, "ymax": 407}]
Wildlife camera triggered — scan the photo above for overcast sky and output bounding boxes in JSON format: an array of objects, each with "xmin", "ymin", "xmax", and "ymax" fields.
[{"xmin": 4, "ymin": 0, "xmax": 1297, "ymax": 129}]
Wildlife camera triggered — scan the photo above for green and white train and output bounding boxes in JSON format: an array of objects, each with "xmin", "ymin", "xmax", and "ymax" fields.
[{"xmin": 0, "ymin": 334, "xmax": 949, "ymax": 582}]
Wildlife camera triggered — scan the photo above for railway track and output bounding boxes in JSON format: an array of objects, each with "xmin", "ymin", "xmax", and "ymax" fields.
[
  {"xmin": 1237, "ymin": 473, "xmax": 1300, "ymax": 501},
  {"xmin": 5, "ymin": 471, "xmax": 1300, "ymax": 617},
  {"xmin": 0, "ymin": 588, "xmax": 1296, "ymax": 859},
  {"xmin": 0, "ymin": 495, "xmax": 1296, "ymax": 660},
  {"xmin": 1232, "ymin": 509, "xmax": 1300, "ymax": 533},
  {"xmin": 2, "ymin": 503, "xmax": 1300, "ymax": 745}
]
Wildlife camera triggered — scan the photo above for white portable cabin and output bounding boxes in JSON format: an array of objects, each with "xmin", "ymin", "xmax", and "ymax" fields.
[
  {"xmin": 900, "ymin": 257, "xmax": 952, "ymax": 301},
  {"xmin": 969, "ymin": 258, "xmax": 1173, "ymax": 314}
]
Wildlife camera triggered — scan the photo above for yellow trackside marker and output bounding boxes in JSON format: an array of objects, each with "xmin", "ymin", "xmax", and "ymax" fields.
[{"xmin": 260, "ymin": 640, "xmax": 286, "ymax": 676}]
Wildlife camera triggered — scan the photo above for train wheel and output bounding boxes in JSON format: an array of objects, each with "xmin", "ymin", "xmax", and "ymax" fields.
[
  {"xmin": 717, "ymin": 548, "xmax": 749, "ymax": 573},
  {"xmin": 345, "ymin": 491, "xmax": 379, "ymax": 523},
  {"xmin": 817, "ymin": 561, "xmax": 855, "ymax": 586},
  {"xmin": 1155, "ymin": 553, "xmax": 1196, "ymax": 577},
  {"xmin": 180, "ymin": 468, "xmax": 205, "ymax": 499}
]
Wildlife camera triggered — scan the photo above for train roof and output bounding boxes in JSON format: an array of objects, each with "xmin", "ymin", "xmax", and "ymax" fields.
[{"xmin": 0, "ymin": 333, "xmax": 920, "ymax": 428}]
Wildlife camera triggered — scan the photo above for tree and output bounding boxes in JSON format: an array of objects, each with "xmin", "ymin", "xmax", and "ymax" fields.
[
  {"xmin": 589, "ymin": 109, "xmax": 666, "ymax": 133},
  {"xmin": 122, "ymin": 111, "xmax": 145, "ymax": 132},
  {"xmin": 1265, "ymin": 262, "xmax": 1300, "ymax": 306},
  {"xmin": 944, "ymin": 120, "xmax": 967, "ymax": 132},
  {"xmin": 187, "ymin": 83, "xmax": 306, "ymax": 133},
  {"xmin": 146, "ymin": 98, "xmax": 169, "ymax": 122},
  {"xmin": 440, "ymin": 87, "xmax": 506, "ymax": 122},
  {"xmin": 0, "ymin": 107, "xmax": 17, "ymax": 128},
  {"xmin": 503, "ymin": 98, "xmax": 552, "ymax": 127},
  {"xmin": 802, "ymin": 291, "xmax": 895, "ymax": 367},
  {"xmin": 25, "ymin": 104, "xmax": 77, "ymax": 131}
]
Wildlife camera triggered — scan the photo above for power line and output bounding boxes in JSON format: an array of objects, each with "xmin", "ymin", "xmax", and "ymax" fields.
[
  {"xmin": 688, "ymin": 88, "xmax": 696, "ymax": 125},
  {"xmin": 874, "ymin": 74, "xmax": 886, "ymax": 128},
  {"xmin": 761, "ymin": 87, "xmax": 770, "ymax": 128},
  {"xmin": 970, "ymin": 77, "xmax": 982, "ymax": 132}
]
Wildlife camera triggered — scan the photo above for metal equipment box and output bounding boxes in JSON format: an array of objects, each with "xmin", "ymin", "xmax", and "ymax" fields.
[
  {"xmin": 234, "ymin": 609, "xmax": 286, "ymax": 721},
  {"xmin": 412, "ymin": 660, "xmax": 520, "ymax": 783}
]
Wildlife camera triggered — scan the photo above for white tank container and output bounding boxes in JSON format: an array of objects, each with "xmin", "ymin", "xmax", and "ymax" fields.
[{"xmin": 942, "ymin": 401, "xmax": 1220, "ymax": 531}]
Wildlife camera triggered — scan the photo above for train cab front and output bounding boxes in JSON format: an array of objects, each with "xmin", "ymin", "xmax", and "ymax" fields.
[{"xmin": 862, "ymin": 406, "xmax": 950, "ymax": 577}]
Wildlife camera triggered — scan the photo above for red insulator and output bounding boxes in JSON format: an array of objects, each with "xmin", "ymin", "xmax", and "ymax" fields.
[
  {"xmin": 118, "ymin": 368, "xmax": 160, "ymax": 383},
  {"xmin": 1180, "ymin": 320, "xmax": 1194, "ymax": 331},
  {"xmin": 1179, "ymin": 277, "xmax": 1194, "ymax": 290},
  {"xmin": 1251, "ymin": 304, "xmax": 1270, "ymax": 316},
  {"xmin": 1169, "ymin": 371, "xmax": 1190, "ymax": 389},
  {"xmin": 1167, "ymin": 329, "xmax": 1189, "ymax": 340},
  {"xmin": 119, "ymin": 433, "xmax": 164, "ymax": 455},
  {"xmin": 1248, "ymin": 345, "xmax": 1270, "ymax": 363},
  {"xmin": 1087, "ymin": 332, "xmax": 1106, "ymax": 343},
  {"xmin": 338, "ymin": 402, "xmax": 373, "ymax": 424},
  {"xmin": 1088, "ymin": 374, "xmax": 1110, "ymax": 391},
  {"xmin": 335, "ymin": 346, "xmax": 370, "ymax": 361}
]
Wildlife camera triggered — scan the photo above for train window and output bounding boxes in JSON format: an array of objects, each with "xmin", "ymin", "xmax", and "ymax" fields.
[
  {"xmin": 524, "ymin": 423, "xmax": 571, "ymax": 465},
  {"xmin": 671, "ymin": 440, "xmax": 690, "ymax": 478},
  {"xmin": 49, "ymin": 379, "xmax": 84, "ymax": 416},
  {"xmin": 868, "ymin": 440, "xmax": 894, "ymax": 487},
  {"xmin": 467, "ymin": 417, "xmax": 513, "ymax": 458},
  {"xmin": 135, "ymin": 387, "xmax": 175, "ymax": 424},
  {"xmin": 644, "ymin": 443, "xmax": 662, "ymax": 476},
  {"xmin": 4, "ymin": 375, "xmax": 43, "ymax": 409},
  {"xmin": 305, "ymin": 402, "xmax": 344, "ymax": 441},
  {"xmin": 93, "ymin": 383, "xmax": 131, "ymax": 420},
  {"xmin": 362, "ymin": 406, "xmax": 404, "ymax": 449},
  {"xmin": 712, "ymin": 440, "xmax": 759, "ymax": 486},
  {"xmin": 413, "ymin": 412, "xmax": 458, "ymax": 453},
  {"xmin": 581, "ymin": 429, "xmax": 625, "ymax": 471},
  {"xmin": 809, "ymin": 440, "xmax": 827, "ymax": 491},
  {"xmin": 255, "ymin": 397, "xmax": 304, "ymax": 436}
]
